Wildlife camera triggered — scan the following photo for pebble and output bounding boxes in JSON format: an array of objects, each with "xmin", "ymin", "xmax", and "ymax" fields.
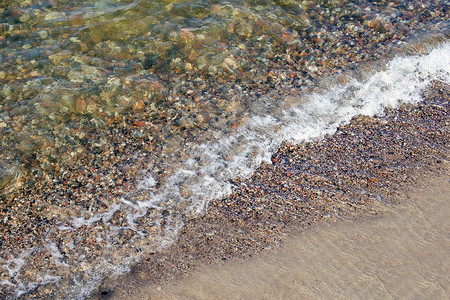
[
  {"xmin": 45, "ymin": 11, "xmax": 64, "ymax": 21},
  {"xmin": 19, "ymin": 13, "xmax": 30, "ymax": 22},
  {"xmin": 38, "ymin": 30, "xmax": 49, "ymax": 39}
]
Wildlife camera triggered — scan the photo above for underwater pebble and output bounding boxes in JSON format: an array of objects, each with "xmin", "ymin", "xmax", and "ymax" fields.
[{"xmin": 38, "ymin": 30, "xmax": 49, "ymax": 39}]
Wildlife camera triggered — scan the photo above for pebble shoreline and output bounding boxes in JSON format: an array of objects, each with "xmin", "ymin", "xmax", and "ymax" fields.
[
  {"xmin": 97, "ymin": 81, "xmax": 449, "ymax": 299},
  {"xmin": 0, "ymin": 1, "xmax": 449, "ymax": 298}
]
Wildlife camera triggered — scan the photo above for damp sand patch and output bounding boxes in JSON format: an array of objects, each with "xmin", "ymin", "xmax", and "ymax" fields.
[{"xmin": 123, "ymin": 171, "xmax": 450, "ymax": 299}]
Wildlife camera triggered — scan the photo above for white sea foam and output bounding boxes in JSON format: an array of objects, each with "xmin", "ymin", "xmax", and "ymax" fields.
[
  {"xmin": 138, "ymin": 41, "xmax": 450, "ymax": 220},
  {"xmin": 72, "ymin": 203, "xmax": 121, "ymax": 228},
  {"xmin": 1, "ymin": 42, "xmax": 449, "ymax": 299},
  {"xmin": 46, "ymin": 242, "xmax": 71, "ymax": 267},
  {"xmin": 1, "ymin": 249, "xmax": 34, "ymax": 296},
  {"xmin": 80, "ymin": 41, "xmax": 449, "ymax": 297},
  {"xmin": 72, "ymin": 41, "xmax": 450, "ymax": 297},
  {"xmin": 137, "ymin": 173, "xmax": 157, "ymax": 190}
]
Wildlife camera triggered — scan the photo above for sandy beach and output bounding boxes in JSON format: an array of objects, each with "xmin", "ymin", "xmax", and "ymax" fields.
[
  {"xmin": 117, "ymin": 169, "xmax": 449, "ymax": 300},
  {"xmin": 90, "ymin": 82, "xmax": 449, "ymax": 299}
]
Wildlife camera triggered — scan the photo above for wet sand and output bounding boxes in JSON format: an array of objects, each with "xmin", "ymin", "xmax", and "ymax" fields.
[
  {"xmin": 92, "ymin": 83, "xmax": 449, "ymax": 299},
  {"xmin": 120, "ymin": 170, "xmax": 449, "ymax": 300}
]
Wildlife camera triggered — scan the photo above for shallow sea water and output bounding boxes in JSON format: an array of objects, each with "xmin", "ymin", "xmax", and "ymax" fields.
[{"xmin": 0, "ymin": 0, "xmax": 449, "ymax": 298}]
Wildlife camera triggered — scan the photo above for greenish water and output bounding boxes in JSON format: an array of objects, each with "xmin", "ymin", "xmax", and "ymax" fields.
[
  {"xmin": 0, "ymin": 0, "xmax": 321, "ymax": 194},
  {"xmin": 2, "ymin": 0, "xmax": 446, "ymax": 197}
]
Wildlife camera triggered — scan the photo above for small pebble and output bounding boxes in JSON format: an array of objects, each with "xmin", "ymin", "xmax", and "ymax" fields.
[{"xmin": 38, "ymin": 30, "xmax": 48, "ymax": 39}]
